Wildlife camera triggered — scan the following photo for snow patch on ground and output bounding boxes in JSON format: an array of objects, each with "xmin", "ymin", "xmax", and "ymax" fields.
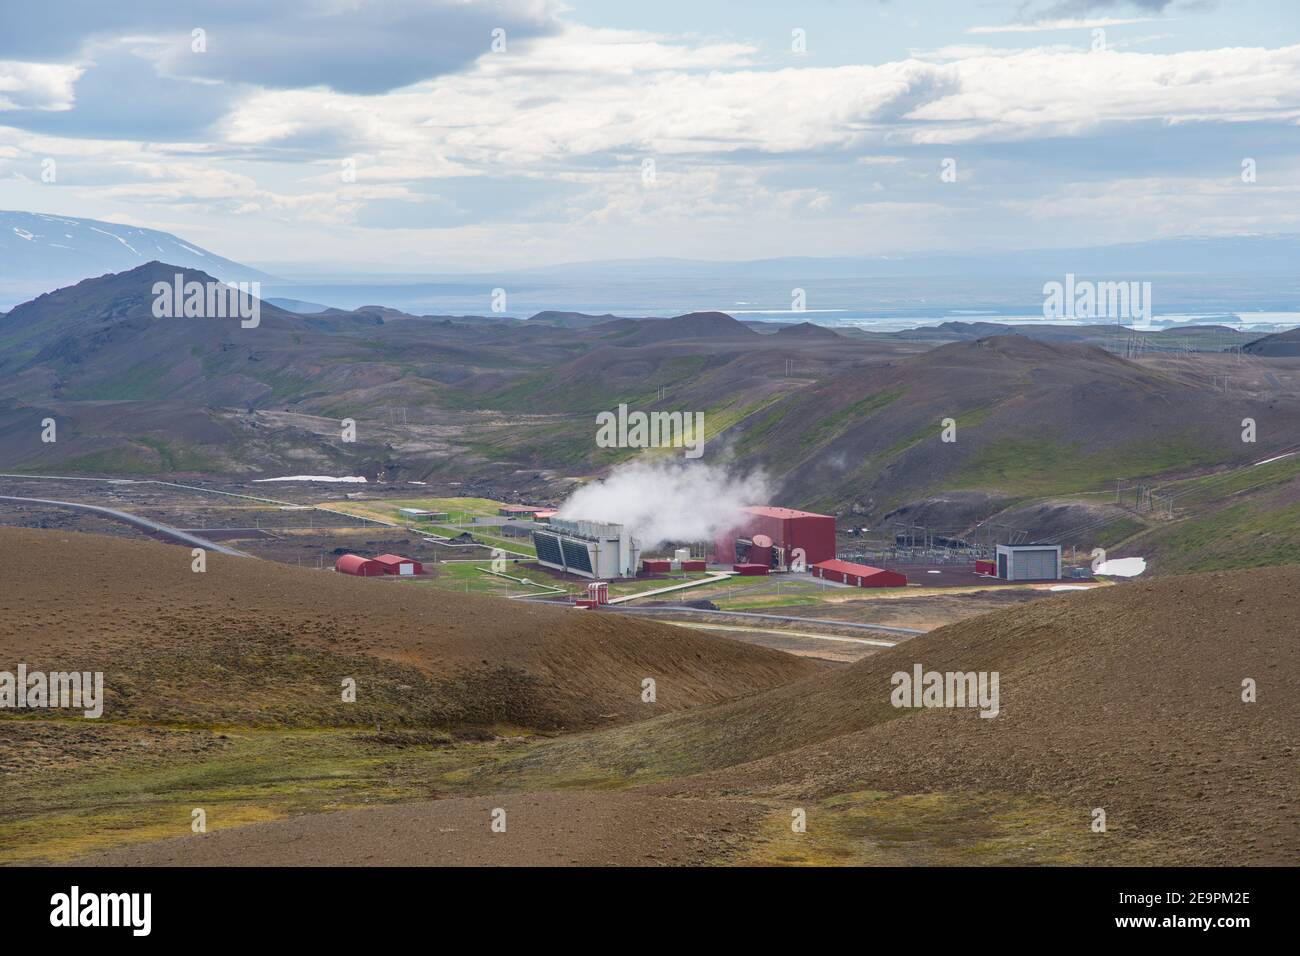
[
  {"xmin": 12, "ymin": 227, "xmax": 34, "ymax": 240},
  {"xmin": 253, "ymin": 475, "xmax": 368, "ymax": 483},
  {"xmin": 1094, "ymin": 557, "xmax": 1146, "ymax": 577}
]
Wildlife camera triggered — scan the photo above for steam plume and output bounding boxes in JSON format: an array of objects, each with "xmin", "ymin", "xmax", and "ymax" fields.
[{"xmin": 556, "ymin": 457, "xmax": 771, "ymax": 549}]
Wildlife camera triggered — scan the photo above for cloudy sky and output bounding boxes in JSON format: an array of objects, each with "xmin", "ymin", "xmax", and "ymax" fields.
[{"xmin": 1, "ymin": 0, "xmax": 1298, "ymax": 273}]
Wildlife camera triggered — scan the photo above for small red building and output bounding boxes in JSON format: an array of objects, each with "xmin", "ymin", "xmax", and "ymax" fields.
[
  {"xmin": 975, "ymin": 559, "xmax": 997, "ymax": 576},
  {"xmin": 335, "ymin": 554, "xmax": 386, "ymax": 576},
  {"xmin": 811, "ymin": 559, "xmax": 907, "ymax": 588},
  {"xmin": 732, "ymin": 563, "xmax": 769, "ymax": 576},
  {"xmin": 499, "ymin": 504, "xmax": 544, "ymax": 517},
  {"xmin": 680, "ymin": 560, "xmax": 708, "ymax": 572},
  {"xmin": 642, "ymin": 559, "xmax": 671, "ymax": 573},
  {"xmin": 372, "ymin": 553, "xmax": 423, "ymax": 576}
]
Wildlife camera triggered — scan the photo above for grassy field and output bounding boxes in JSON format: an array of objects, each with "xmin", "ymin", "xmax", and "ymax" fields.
[
  {"xmin": 1136, "ymin": 500, "xmax": 1300, "ymax": 573},
  {"xmin": 423, "ymin": 560, "xmax": 568, "ymax": 597},
  {"xmin": 739, "ymin": 790, "xmax": 1145, "ymax": 866},
  {"xmin": 0, "ymin": 724, "xmax": 527, "ymax": 864},
  {"xmin": 949, "ymin": 432, "xmax": 1228, "ymax": 497},
  {"xmin": 324, "ymin": 496, "xmax": 540, "ymax": 556}
]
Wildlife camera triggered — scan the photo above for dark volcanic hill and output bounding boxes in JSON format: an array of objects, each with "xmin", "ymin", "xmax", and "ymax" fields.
[
  {"xmin": 620, "ymin": 311, "xmax": 759, "ymax": 346},
  {"xmin": 1243, "ymin": 327, "xmax": 1300, "ymax": 356},
  {"xmin": 774, "ymin": 321, "xmax": 843, "ymax": 340},
  {"xmin": 0, "ymin": 261, "xmax": 316, "ymax": 405},
  {"xmin": 526, "ymin": 310, "xmax": 642, "ymax": 328}
]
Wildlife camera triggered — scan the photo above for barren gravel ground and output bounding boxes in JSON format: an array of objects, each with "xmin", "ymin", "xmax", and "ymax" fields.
[{"xmin": 79, "ymin": 792, "xmax": 763, "ymax": 867}]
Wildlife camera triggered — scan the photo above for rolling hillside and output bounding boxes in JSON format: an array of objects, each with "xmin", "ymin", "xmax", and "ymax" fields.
[
  {"xmin": 0, "ymin": 527, "xmax": 817, "ymax": 733},
  {"xmin": 730, "ymin": 335, "xmax": 1300, "ymax": 521},
  {"xmin": 2, "ymin": 265, "xmax": 1297, "ymax": 564},
  {"xmin": 481, "ymin": 564, "xmax": 1299, "ymax": 865},
  {"xmin": 64, "ymin": 561, "xmax": 1299, "ymax": 866}
]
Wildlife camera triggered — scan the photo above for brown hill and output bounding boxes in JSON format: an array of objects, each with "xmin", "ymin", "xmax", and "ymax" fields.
[
  {"xmin": 0, "ymin": 527, "xmax": 817, "ymax": 732},
  {"xmin": 490, "ymin": 564, "xmax": 1299, "ymax": 864},
  {"xmin": 78, "ymin": 562, "xmax": 1299, "ymax": 866}
]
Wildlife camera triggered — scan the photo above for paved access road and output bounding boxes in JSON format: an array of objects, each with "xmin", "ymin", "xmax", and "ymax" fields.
[{"xmin": 0, "ymin": 494, "xmax": 250, "ymax": 557}]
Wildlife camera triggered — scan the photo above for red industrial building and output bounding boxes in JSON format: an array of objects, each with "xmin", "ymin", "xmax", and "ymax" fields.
[
  {"xmin": 811, "ymin": 560, "xmax": 907, "ymax": 588},
  {"xmin": 335, "ymin": 554, "xmax": 386, "ymax": 576},
  {"xmin": 714, "ymin": 506, "xmax": 836, "ymax": 570},
  {"xmin": 499, "ymin": 504, "xmax": 544, "ymax": 517},
  {"xmin": 642, "ymin": 559, "xmax": 671, "ymax": 573},
  {"xmin": 372, "ymin": 553, "xmax": 423, "ymax": 576}
]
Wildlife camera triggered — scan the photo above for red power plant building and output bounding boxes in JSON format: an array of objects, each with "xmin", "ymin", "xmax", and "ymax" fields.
[
  {"xmin": 811, "ymin": 559, "xmax": 907, "ymax": 588},
  {"xmin": 714, "ymin": 506, "xmax": 836, "ymax": 571}
]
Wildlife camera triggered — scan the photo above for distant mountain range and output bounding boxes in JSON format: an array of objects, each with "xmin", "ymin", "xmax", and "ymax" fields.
[
  {"xmin": 2, "ymin": 261, "xmax": 1299, "ymax": 572},
  {"xmin": 3, "ymin": 211, "xmax": 1297, "ymax": 324},
  {"xmin": 508, "ymin": 234, "xmax": 1300, "ymax": 279},
  {"xmin": 0, "ymin": 211, "xmax": 271, "ymax": 308}
]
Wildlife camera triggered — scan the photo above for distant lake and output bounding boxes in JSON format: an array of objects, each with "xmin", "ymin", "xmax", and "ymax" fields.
[{"xmin": 262, "ymin": 273, "xmax": 1299, "ymax": 332}]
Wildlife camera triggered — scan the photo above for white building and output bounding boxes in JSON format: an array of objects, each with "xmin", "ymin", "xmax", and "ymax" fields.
[
  {"xmin": 995, "ymin": 544, "xmax": 1061, "ymax": 581},
  {"xmin": 398, "ymin": 508, "xmax": 449, "ymax": 522},
  {"xmin": 533, "ymin": 519, "xmax": 641, "ymax": 579}
]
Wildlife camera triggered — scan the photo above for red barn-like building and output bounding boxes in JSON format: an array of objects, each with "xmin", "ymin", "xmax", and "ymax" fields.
[
  {"xmin": 714, "ymin": 506, "xmax": 836, "ymax": 570},
  {"xmin": 335, "ymin": 554, "xmax": 386, "ymax": 576},
  {"xmin": 811, "ymin": 560, "xmax": 907, "ymax": 588},
  {"xmin": 372, "ymin": 553, "xmax": 423, "ymax": 576}
]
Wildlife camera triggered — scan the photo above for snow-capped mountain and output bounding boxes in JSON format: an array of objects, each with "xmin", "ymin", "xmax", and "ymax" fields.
[{"xmin": 0, "ymin": 211, "xmax": 271, "ymax": 309}]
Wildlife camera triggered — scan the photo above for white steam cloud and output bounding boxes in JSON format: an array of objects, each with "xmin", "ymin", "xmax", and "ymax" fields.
[{"xmin": 556, "ymin": 458, "xmax": 772, "ymax": 550}]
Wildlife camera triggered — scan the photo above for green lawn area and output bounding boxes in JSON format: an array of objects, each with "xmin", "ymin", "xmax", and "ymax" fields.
[
  {"xmin": 422, "ymin": 561, "xmax": 566, "ymax": 597},
  {"xmin": 323, "ymin": 496, "xmax": 541, "ymax": 556}
]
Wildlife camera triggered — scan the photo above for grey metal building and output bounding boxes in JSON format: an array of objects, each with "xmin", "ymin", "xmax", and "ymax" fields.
[{"xmin": 995, "ymin": 544, "xmax": 1061, "ymax": 581}]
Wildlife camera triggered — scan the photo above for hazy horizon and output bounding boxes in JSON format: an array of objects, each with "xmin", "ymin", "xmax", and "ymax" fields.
[{"xmin": 2, "ymin": 0, "xmax": 1298, "ymax": 272}]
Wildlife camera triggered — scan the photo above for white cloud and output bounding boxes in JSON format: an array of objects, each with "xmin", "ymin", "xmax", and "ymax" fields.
[{"xmin": 0, "ymin": 61, "xmax": 83, "ymax": 111}]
